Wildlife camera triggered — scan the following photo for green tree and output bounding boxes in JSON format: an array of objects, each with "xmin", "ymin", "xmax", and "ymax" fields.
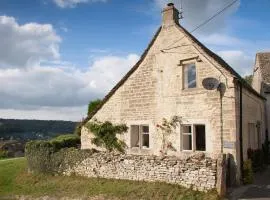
[
  {"xmin": 244, "ymin": 75, "xmax": 253, "ymax": 85},
  {"xmin": 88, "ymin": 99, "xmax": 102, "ymax": 116},
  {"xmin": 74, "ymin": 99, "xmax": 102, "ymax": 136}
]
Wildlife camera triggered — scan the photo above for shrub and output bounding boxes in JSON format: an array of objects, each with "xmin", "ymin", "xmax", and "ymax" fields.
[
  {"xmin": 73, "ymin": 99, "xmax": 102, "ymax": 137},
  {"xmin": 243, "ymin": 159, "xmax": 253, "ymax": 184},
  {"xmin": 74, "ymin": 122, "xmax": 83, "ymax": 136},
  {"xmin": 247, "ymin": 148, "xmax": 265, "ymax": 172},
  {"xmin": 25, "ymin": 134, "xmax": 81, "ymax": 174},
  {"xmin": 50, "ymin": 134, "xmax": 80, "ymax": 151},
  {"xmin": 25, "ymin": 140, "xmax": 55, "ymax": 173},
  {"xmin": 88, "ymin": 99, "xmax": 102, "ymax": 116},
  {"xmin": 86, "ymin": 120, "xmax": 128, "ymax": 152},
  {"xmin": 26, "ymin": 143, "xmax": 96, "ymax": 174},
  {"xmin": 0, "ymin": 150, "xmax": 8, "ymax": 159}
]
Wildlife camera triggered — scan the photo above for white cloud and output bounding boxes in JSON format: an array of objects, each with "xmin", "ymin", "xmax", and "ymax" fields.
[
  {"xmin": 199, "ymin": 34, "xmax": 244, "ymax": 47},
  {"xmin": 217, "ymin": 50, "xmax": 254, "ymax": 76},
  {"xmin": 53, "ymin": 0, "xmax": 106, "ymax": 8},
  {"xmin": 0, "ymin": 54, "xmax": 139, "ymax": 120},
  {"xmin": 0, "ymin": 107, "xmax": 86, "ymax": 121},
  {"xmin": 0, "ymin": 16, "xmax": 61, "ymax": 68}
]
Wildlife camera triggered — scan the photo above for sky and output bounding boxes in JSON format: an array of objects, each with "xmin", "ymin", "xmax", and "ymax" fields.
[{"xmin": 0, "ymin": 0, "xmax": 269, "ymax": 121}]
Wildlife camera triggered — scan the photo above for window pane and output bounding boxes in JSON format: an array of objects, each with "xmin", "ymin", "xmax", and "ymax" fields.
[
  {"xmin": 183, "ymin": 125, "xmax": 191, "ymax": 133},
  {"xmin": 142, "ymin": 125, "xmax": 149, "ymax": 133},
  {"xmin": 183, "ymin": 134, "xmax": 192, "ymax": 150},
  {"xmin": 184, "ymin": 64, "xmax": 196, "ymax": 88},
  {"xmin": 195, "ymin": 125, "xmax": 206, "ymax": 151},
  {"xmin": 130, "ymin": 125, "xmax": 140, "ymax": 147},
  {"xmin": 142, "ymin": 134, "xmax": 149, "ymax": 148}
]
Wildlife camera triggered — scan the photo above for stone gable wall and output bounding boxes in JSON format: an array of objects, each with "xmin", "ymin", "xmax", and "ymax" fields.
[
  {"xmin": 62, "ymin": 152, "xmax": 225, "ymax": 192},
  {"xmin": 81, "ymin": 24, "xmax": 238, "ymax": 158}
]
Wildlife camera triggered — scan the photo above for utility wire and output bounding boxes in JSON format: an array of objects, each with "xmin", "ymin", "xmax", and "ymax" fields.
[{"xmin": 162, "ymin": 0, "xmax": 239, "ymax": 51}]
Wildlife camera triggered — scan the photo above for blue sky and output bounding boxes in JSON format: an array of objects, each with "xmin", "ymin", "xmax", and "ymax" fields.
[{"xmin": 0, "ymin": 0, "xmax": 269, "ymax": 121}]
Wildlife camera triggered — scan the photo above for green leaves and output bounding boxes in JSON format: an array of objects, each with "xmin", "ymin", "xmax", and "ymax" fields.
[
  {"xmin": 88, "ymin": 99, "xmax": 102, "ymax": 116},
  {"xmin": 25, "ymin": 134, "xmax": 81, "ymax": 174},
  {"xmin": 86, "ymin": 120, "xmax": 128, "ymax": 153}
]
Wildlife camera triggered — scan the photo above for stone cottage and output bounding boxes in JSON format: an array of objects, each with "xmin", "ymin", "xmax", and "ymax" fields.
[
  {"xmin": 253, "ymin": 52, "xmax": 270, "ymax": 139},
  {"xmin": 81, "ymin": 3, "xmax": 267, "ymax": 184}
]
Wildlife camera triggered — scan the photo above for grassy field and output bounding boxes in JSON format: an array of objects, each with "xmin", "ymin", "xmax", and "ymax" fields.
[{"xmin": 0, "ymin": 158, "xmax": 220, "ymax": 200}]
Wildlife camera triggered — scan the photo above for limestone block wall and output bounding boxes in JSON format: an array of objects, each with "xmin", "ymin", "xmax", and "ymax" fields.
[
  {"xmin": 62, "ymin": 152, "xmax": 225, "ymax": 192},
  {"xmin": 81, "ymin": 24, "xmax": 238, "ymax": 159}
]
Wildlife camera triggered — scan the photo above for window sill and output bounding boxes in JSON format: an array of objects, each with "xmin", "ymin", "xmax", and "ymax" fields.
[{"xmin": 182, "ymin": 87, "xmax": 201, "ymax": 92}]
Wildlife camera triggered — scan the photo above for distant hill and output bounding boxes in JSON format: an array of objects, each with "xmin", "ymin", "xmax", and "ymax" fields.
[{"xmin": 0, "ymin": 118, "xmax": 78, "ymax": 141}]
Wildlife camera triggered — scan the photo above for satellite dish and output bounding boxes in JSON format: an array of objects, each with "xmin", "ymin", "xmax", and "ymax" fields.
[{"xmin": 202, "ymin": 77, "xmax": 220, "ymax": 90}]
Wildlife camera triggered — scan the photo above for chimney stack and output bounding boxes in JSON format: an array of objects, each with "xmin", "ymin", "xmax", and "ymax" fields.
[{"xmin": 162, "ymin": 3, "xmax": 180, "ymax": 27}]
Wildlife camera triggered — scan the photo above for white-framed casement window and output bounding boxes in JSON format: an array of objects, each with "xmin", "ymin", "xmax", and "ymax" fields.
[
  {"xmin": 181, "ymin": 124, "xmax": 206, "ymax": 151},
  {"xmin": 184, "ymin": 63, "xmax": 197, "ymax": 89},
  {"xmin": 130, "ymin": 125, "xmax": 150, "ymax": 149}
]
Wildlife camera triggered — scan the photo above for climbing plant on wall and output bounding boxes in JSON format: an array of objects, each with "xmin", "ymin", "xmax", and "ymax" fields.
[
  {"xmin": 86, "ymin": 119, "xmax": 128, "ymax": 153},
  {"xmin": 156, "ymin": 116, "xmax": 182, "ymax": 155}
]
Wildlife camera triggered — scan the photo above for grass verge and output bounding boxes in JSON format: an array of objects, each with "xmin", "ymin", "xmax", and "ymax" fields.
[{"xmin": 0, "ymin": 158, "xmax": 220, "ymax": 200}]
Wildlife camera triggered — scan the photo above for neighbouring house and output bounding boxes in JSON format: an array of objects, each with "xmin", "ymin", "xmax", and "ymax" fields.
[
  {"xmin": 253, "ymin": 52, "xmax": 270, "ymax": 139},
  {"xmin": 81, "ymin": 3, "xmax": 268, "ymax": 186}
]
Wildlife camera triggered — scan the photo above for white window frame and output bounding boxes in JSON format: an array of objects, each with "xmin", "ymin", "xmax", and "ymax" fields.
[
  {"xmin": 182, "ymin": 124, "xmax": 193, "ymax": 151},
  {"xmin": 183, "ymin": 63, "xmax": 197, "ymax": 89},
  {"xmin": 181, "ymin": 124, "xmax": 206, "ymax": 152},
  {"xmin": 130, "ymin": 124, "xmax": 150, "ymax": 149}
]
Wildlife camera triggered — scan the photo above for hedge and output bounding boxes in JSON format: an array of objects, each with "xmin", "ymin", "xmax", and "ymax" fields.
[
  {"xmin": 0, "ymin": 150, "xmax": 8, "ymax": 159},
  {"xmin": 25, "ymin": 134, "xmax": 82, "ymax": 174}
]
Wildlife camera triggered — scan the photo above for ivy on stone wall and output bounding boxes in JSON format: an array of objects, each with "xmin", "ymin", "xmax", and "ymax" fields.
[{"xmin": 86, "ymin": 119, "xmax": 128, "ymax": 153}]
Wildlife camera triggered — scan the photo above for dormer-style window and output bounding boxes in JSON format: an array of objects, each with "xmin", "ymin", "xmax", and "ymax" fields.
[{"xmin": 184, "ymin": 63, "xmax": 196, "ymax": 89}]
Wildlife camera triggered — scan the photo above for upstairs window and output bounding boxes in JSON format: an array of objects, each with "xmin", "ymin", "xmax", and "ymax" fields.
[
  {"xmin": 130, "ymin": 125, "xmax": 149, "ymax": 149},
  {"xmin": 184, "ymin": 63, "xmax": 196, "ymax": 89}
]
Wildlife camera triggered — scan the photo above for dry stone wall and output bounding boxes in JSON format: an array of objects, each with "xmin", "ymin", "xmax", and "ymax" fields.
[{"xmin": 62, "ymin": 152, "xmax": 223, "ymax": 192}]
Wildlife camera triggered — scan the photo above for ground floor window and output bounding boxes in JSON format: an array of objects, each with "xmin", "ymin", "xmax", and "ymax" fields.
[
  {"xmin": 182, "ymin": 124, "xmax": 206, "ymax": 151},
  {"xmin": 130, "ymin": 125, "xmax": 149, "ymax": 149}
]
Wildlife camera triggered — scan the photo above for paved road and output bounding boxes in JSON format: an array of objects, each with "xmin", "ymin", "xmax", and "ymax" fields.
[{"xmin": 228, "ymin": 166, "xmax": 270, "ymax": 200}]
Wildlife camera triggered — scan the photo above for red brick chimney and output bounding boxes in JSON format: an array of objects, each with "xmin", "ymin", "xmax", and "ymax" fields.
[{"xmin": 162, "ymin": 3, "xmax": 180, "ymax": 27}]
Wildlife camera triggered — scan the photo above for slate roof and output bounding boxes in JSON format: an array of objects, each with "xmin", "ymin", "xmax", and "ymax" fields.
[
  {"xmin": 256, "ymin": 52, "xmax": 270, "ymax": 83},
  {"xmin": 84, "ymin": 24, "xmax": 265, "ymax": 123}
]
